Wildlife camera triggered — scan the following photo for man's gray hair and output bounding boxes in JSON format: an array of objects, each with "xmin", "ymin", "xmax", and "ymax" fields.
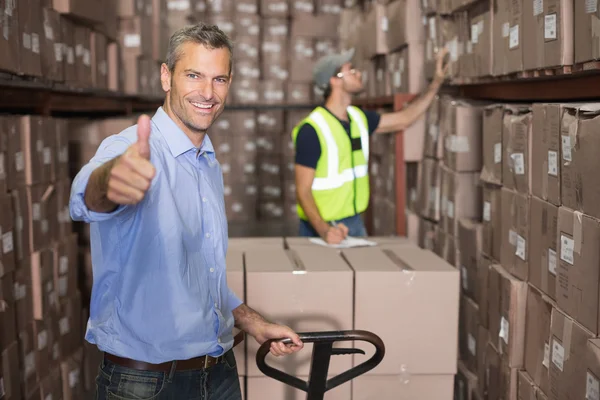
[{"xmin": 166, "ymin": 23, "xmax": 234, "ymax": 73}]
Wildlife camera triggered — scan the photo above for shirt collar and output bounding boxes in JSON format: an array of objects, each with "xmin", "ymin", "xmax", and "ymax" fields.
[{"xmin": 151, "ymin": 107, "xmax": 215, "ymax": 158}]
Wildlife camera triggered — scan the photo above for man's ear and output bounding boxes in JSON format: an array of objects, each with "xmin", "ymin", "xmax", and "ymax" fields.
[{"xmin": 160, "ymin": 63, "xmax": 171, "ymax": 93}]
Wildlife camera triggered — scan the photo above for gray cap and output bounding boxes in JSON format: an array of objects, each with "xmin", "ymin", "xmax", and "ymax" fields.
[{"xmin": 312, "ymin": 48, "xmax": 355, "ymax": 90}]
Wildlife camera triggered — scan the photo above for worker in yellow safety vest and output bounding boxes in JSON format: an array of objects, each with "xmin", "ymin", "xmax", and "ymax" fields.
[{"xmin": 292, "ymin": 47, "xmax": 450, "ymax": 244}]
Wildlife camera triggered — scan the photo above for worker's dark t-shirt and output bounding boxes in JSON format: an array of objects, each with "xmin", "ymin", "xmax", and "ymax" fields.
[{"xmin": 295, "ymin": 107, "xmax": 381, "ymax": 169}]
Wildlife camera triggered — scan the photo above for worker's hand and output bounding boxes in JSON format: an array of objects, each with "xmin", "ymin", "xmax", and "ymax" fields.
[
  {"xmin": 251, "ymin": 322, "xmax": 304, "ymax": 357},
  {"xmin": 434, "ymin": 47, "xmax": 450, "ymax": 82},
  {"xmin": 322, "ymin": 223, "xmax": 349, "ymax": 245},
  {"xmin": 106, "ymin": 115, "xmax": 156, "ymax": 205}
]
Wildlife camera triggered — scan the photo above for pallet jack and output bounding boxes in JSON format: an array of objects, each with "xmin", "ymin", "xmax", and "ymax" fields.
[{"xmin": 256, "ymin": 330, "xmax": 385, "ymax": 400}]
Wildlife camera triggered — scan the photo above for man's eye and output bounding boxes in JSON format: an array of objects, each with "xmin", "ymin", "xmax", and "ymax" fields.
[
  {"xmin": 188, "ymin": 74, "xmax": 197, "ymax": 79},
  {"xmin": 216, "ymin": 78, "xmax": 227, "ymax": 83}
]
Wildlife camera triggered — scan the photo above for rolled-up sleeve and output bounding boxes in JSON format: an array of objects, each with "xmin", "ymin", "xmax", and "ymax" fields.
[
  {"xmin": 227, "ymin": 287, "xmax": 243, "ymax": 312},
  {"xmin": 69, "ymin": 135, "xmax": 133, "ymax": 223}
]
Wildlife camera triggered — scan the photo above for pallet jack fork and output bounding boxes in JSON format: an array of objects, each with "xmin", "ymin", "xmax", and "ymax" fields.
[{"xmin": 256, "ymin": 330, "xmax": 385, "ymax": 400}]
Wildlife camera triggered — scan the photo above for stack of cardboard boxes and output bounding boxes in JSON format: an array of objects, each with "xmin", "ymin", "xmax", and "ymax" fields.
[{"xmin": 0, "ymin": 115, "xmax": 83, "ymax": 399}]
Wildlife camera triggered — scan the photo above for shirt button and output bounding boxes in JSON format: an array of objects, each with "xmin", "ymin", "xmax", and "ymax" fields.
[
  {"xmin": 214, "ymin": 302, "xmax": 218, "ymax": 308},
  {"xmin": 210, "ymin": 268, "xmax": 215, "ymax": 273},
  {"xmin": 202, "ymin": 197, "xmax": 207, "ymax": 203},
  {"xmin": 206, "ymin": 233, "xmax": 211, "ymax": 238},
  {"xmin": 218, "ymin": 338, "xmax": 222, "ymax": 344}
]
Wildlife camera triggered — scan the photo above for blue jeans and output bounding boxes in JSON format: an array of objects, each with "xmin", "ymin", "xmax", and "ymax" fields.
[
  {"xmin": 95, "ymin": 350, "xmax": 242, "ymax": 400},
  {"xmin": 298, "ymin": 214, "xmax": 367, "ymax": 237}
]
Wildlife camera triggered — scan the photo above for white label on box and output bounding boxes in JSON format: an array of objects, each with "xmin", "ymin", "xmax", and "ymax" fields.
[
  {"xmin": 15, "ymin": 151, "xmax": 24, "ymax": 171},
  {"xmin": 381, "ymin": 16, "xmax": 389, "ymax": 32},
  {"xmin": 45, "ymin": 395, "xmax": 52, "ymax": 400},
  {"xmin": 5, "ymin": 0, "xmax": 12, "ymax": 16},
  {"xmin": 586, "ymin": 0, "xmax": 598, "ymax": 13},
  {"xmin": 23, "ymin": 32, "xmax": 31, "ymax": 50},
  {"xmin": 36, "ymin": 139, "xmax": 43, "ymax": 153},
  {"xmin": 394, "ymin": 71, "xmax": 401, "ymax": 88},
  {"xmin": 545, "ymin": 14, "xmax": 557, "ymax": 40},
  {"xmin": 587, "ymin": 372, "xmax": 600, "ymax": 400},
  {"xmin": 468, "ymin": 334, "xmax": 477, "ymax": 356},
  {"xmin": 509, "ymin": 230, "xmax": 517, "ymax": 246},
  {"xmin": 31, "ymin": 33, "xmax": 40, "ymax": 54},
  {"xmin": 43, "ymin": 147, "xmax": 51, "ymax": 165},
  {"xmin": 429, "ymin": 125, "xmax": 439, "ymax": 140},
  {"xmin": 534, "ymin": 0, "xmax": 543, "ymax": 15},
  {"xmin": 494, "ymin": 143, "xmax": 502, "ymax": 163},
  {"xmin": 38, "ymin": 330, "xmax": 48, "ymax": 350},
  {"xmin": 512, "ymin": 153, "xmax": 525, "ymax": 174},
  {"xmin": 0, "ymin": 153, "xmax": 4, "ymax": 178},
  {"xmin": 562, "ymin": 136, "xmax": 572, "ymax": 161},
  {"xmin": 83, "ymin": 49, "xmax": 91, "ymax": 66},
  {"xmin": 549, "ymin": 249, "xmax": 557, "ymax": 275},
  {"xmin": 447, "ymin": 201, "xmax": 455, "ymax": 218},
  {"xmin": 168, "ymin": 0, "xmax": 190, "ymax": 10},
  {"xmin": 561, "ymin": 235, "xmax": 575, "ymax": 265},
  {"xmin": 461, "ymin": 266, "xmax": 468, "ymax": 290},
  {"xmin": 429, "ymin": 18, "xmax": 436, "ymax": 40},
  {"xmin": 1, "ymin": 232, "xmax": 11, "ymax": 254},
  {"xmin": 14, "ymin": 283, "xmax": 26, "ymax": 300},
  {"xmin": 502, "ymin": 22, "xmax": 509, "ymax": 38},
  {"xmin": 466, "ymin": 40, "xmax": 473, "ymax": 54},
  {"xmin": 552, "ymin": 340, "xmax": 565, "ymax": 371},
  {"xmin": 54, "ymin": 43, "xmax": 63, "ymax": 62},
  {"xmin": 124, "ymin": 34, "xmax": 141, "ymax": 48},
  {"xmin": 75, "ymin": 44, "xmax": 82, "ymax": 57},
  {"xmin": 472, "ymin": 24, "xmax": 479, "ymax": 43},
  {"xmin": 548, "ymin": 150, "xmax": 558, "ymax": 176},
  {"xmin": 510, "ymin": 25, "xmax": 519, "ymax": 49},
  {"xmin": 25, "ymin": 352, "xmax": 35, "ymax": 377},
  {"xmin": 449, "ymin": 37, "xmax": 459, "ymax": 62},
  {"xmin": 377, "ymin": 68, "xmax": 383, "ymax": 81},
  {"xmin": 483, "ymin": 201, "xmax": 492, "ymax": 221},
  {"xmin": 44, "ymin": 22, "xmax": 54, "ymax": 40},
  {"xmin": 500, "ymin": 316, "xmax": 510, "ymax": 344},
  {"xmin": 59, "ymin": 276, "xmax": 68, "ymax": 296},
  {"xmin": 32, "ymin": 203, "xmax": 41, "ymax": 220},
  {"xmin": 69, "ymin": 369, "xmax": 80, "ymax": 388},
  {"xmin": 543, "ymin": 342, "xmax": 550, "ymax": 368},
  {"xmin": 0, "ymin": 378, "xmax": 4, "ymax": 397},
  {"xmin": 516, "ymin": 235, "xmax": 526, "ymax": 260},
  {"xmin": 59, "ymin": 317, "xmax": 70, "ymax": 335}
]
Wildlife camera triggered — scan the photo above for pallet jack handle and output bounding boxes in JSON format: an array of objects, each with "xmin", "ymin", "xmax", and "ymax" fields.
[{"xmin": 256, "ymin": 330, "xmax": 385, "ymax": 400}]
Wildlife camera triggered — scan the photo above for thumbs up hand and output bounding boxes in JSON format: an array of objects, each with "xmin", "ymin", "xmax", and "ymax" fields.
[{"xmin": 106, "ymin": 115, "xmax": 156, "ymax": 205}]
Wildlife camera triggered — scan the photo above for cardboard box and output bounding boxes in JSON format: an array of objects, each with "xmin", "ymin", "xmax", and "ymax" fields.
[
  {"xmin": 0, "ymin": 195, "xmax": 15, "ymax": 278},
  {"xmin": 560, "ymin": 104, "xmax": 600, "ymax": 220},
  {"xmin": 481, "ymin": 104, "xmax": 504, "ymax": 186},
  {"xmin": 260, "ymin": 0, "xmax": 288, "ymax": 16},
  {"xmin": 362, "ymin": 3, "xmax": 388, "ymax": 59},
  {"xmin": 468, "ymin": 1, "xmax": 493, "ymax": 77},
  {"xmin": 477, "ymin": 325, "xmax": 489, "ymax": 397},
  {"xmin": 348, "ymin": 245, "xmax": 459, "ymax": 375},
  {"xmin": 506, "ymin": 0, "xmax": 524, "ymax": 73},
  {"xmin": 18, "ymin": 0, "xmax": 43, "ymax": 78},
  {"xmin": 574, "ymin": 0, "xmax": 598, "ymax": 63},
  {"xmin": 586, "ymin": 339, "xmax": 600, "ymax": 400},
  {"xmin": 58, "ymin": 291, "xmax": 83, "ymax": 360},
  {"xmin": 61, "ymin": 347, "xmax": 84, "ymax": 400},
  {"xmin": 518, "ymin": 370, "xmax": 542, "ymax": 400},
  {"xmin": 500, "ymin": 188, "xmax": 531, "ymax": 281},
  {"xmin": 247, "ymin": 376, "xmax": 350, "ymax": 400},
  {"xmin": 442, "ymin": 100, "xmax": 483, "ymax": 172},
  {"xmin": 458, "ymin": 218, "xmax": 483, "ymax": 301},
  {"xmin": 478, "ymin": 257, "xmax": 491, "ymax": 329},
  {"xmin": 41, "ymin": 7, "xmax": 64, "ymax": 82},
  {"xmin": 424, "ymin": 96, "xmax": 442, "ymax": 159},
  {"xmin": 30, "ymin": 249, "xmax": 57, "ymax": 320},
  {"xmin": 457, "ymin": 360, "xmax": 480, "ymax": 399},
  {"xmin": 418, "ymin": 217, "xmax": 438, "ymax": 251},
  {"xmin": 288, "ymin": 37, "xmax": 314, "ymax": 83},
  {"xmin": 532, "ymin": 104, "xmax": 563, "ymax": 206},
  {"xmin": 1, "ymin": 342, "xmax": 22, "ymax": 400},
  {"xmin": 0, "ymin": 273, "xmax": 16, "ymax": 351},
  {"xmin": 0, "ymin": 0, "xmax": 19, "ymax": 74},
  {"xmin": 484, "ymin": 342, "xmax": 501, "ymax": 399},
  {"xmin": 290, "ymin": 13, "xmax": 340, "ymax": 39},
  {"xmin": 488, "ymin": 264, "xmax": 527, "ymax": 369},
  {"xmin": 245, "ymin": 246, "xmax": 353, "ymax": 377},
  {"xmin": 352, "ymin": 374, "xmax": 454, "ymax": 400},
  {"xmin": 460, "ymin": 295, "xmax": 480, "ymax": 372},
  {"xmin": 557, "ymin": 206, "xmax": 600, "ymax": 335},
  {"xmin": 19, "ymin": 322, "xmax": 38, "ymax": 393},
  {"xmin": 493, "ymin": 0, "xmax": 509, "ymax": 76},
  {"xmin": 440, "ymin": 168, "xmax": 481, "ymax": 237},
  {"xmin": 503, "ymin": 105, "xmax": 532, "ymax": 194},
  {"xmin": 12, "ymin": 266, "xmax": 33, "ymax": 333},
  {"xmin": 524, "ymin": 285, "xmax": 553, "ymax": 396},
  {"xmin": 522, "ymin": 0, "xmax": 545, "ymax": 71},
  {"xmin": 482, "ymin": 183, "xmax": 502, "ymax": 262},
  {"xmin": 40, "ymin": 368, "xmax": 62, "ymax": 400},
  {"xmin": 549, "ymin": 307, "xmax": 593, "ymax": 400},
  {"xmin": 417, "ymin": 159, "xmax": 441, "ymax": 221},
  {"xmin": 54, "ymin": 234, "xmax": 78, "ymax": 301},
  {"xmin": 91, "ymin": 31, "xmax": 108, "ymax": 89},
  {"xmin": 529, "ymin": 197, "xmax": 558, "ymax": 300},
  {"xmin": 259, "ymin": 80, "xmax": 285, "ymax": 104}
]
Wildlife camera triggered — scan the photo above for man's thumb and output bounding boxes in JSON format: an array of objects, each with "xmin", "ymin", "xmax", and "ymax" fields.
[{"xmin": 136, "ymin": 115, "xmax": 151, "ymax": 159}]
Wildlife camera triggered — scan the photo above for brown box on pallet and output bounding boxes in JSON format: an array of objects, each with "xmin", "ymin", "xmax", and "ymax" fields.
[
  {"xmin": 506, "ymin": 0, "xmax": 524, "ymax": 74},
  {"xmin": 459, "ymin": 295, "xmax": 480, "ymax": 373},
  {"xmin": 442, "ymin": 100, "xmax": 483, "ymax": 173},
  {"xmin": 41, "ymin": 7, "xmax": 64, "ymax": 82},
  {"xmin": 91, "ymin": 31, "xmax": 108, "ymax": 89},
  {"xmin": 440, "ymin": 168, "xmax": 482, "ymax": 237},
  {"xmin": 524, "ymin": 285, "xmax": 553, "ymax": 397},
  {"xmin": 2, "ymin": 341, "xmax": 22, "ymax": 400},
  {"xmin": 245, "ymin": 246, "xmax": 353, "ymax": 377},
  {"xmin": 458, "ymin": 218, "xmax": 483, "ymax": 301},
  {"xmin": 387, "ymin": 48, "xmax": 408, "ymax": 94},
  {"xmin": 549, "ymin": 307, "xmax": 593, "ymax": 400},
  {"xmin": 561, "ymin": 104, "xmax": 600, "ymax": 220},
  {"xmin": 347, "ymin": 244, "xmax": 459, "ymax": 375},
  {"xmin": 529, "ymin": 197, "xmax": 558, "ymax": 300},
  {"xmin": 503, "ymin": 105, "xmax": 533, "ymax": 194},
  {"xmin": 481, "ymin": 104, "xmax": 504, "ymax": 186},
  {"xmin": 575, "ymin": 0, "xmax": 600, "ymax": 63},
  {"xmin": 488, "ymin": 263, "xmax": 527, "ymax": 368},
  {"xmin": 0, "ymin": 0, "xmax": 20, "ymax": 74},
  {"xmin": 532, "ymin": 104, "xmax": 564, "ymax": 206},
  {"xmin": 500, "ymin": 188, "xmax": 530, "ymax": 281},
  {"xmin": 0, "ymin": 195, "xmax": 15, "ymax": 278},
  {"xmin": 417, "ymin": 158, "xmax": 441, "ymax": 222},
  {"xmin": 557, "ymin": 206, "xmax": 600, "ymax": 335}
]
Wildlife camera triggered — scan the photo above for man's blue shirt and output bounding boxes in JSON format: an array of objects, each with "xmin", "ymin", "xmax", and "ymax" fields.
[{"xmin": 69, "ymin": 107, "xmax": 242, "ymax": 363}]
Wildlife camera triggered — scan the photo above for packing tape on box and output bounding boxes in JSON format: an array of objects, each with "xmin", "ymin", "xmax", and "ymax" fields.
[
  {"xmin": 573, "ymin": 211, "xmax": 583, "ymax": 255},
  {"xmin": 382, "ymin": 249, "xmax": 416, "ymax": 287}
]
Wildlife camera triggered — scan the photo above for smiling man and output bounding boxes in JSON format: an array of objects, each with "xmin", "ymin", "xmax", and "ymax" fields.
[{"xmin": 70, "ymin": 24, "xmax": 303, "ymax": 400}]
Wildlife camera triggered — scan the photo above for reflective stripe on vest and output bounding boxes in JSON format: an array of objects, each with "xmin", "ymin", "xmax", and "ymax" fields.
[{"xmin": 309, "ymin": 107, "xmax": 370, "ymax": 191}]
